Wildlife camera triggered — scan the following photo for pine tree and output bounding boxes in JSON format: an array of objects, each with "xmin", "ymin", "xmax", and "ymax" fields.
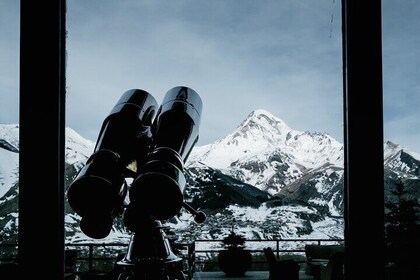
[{"xmin": 384, "ymin": 179, "xmax": 420, "ymax": 273}]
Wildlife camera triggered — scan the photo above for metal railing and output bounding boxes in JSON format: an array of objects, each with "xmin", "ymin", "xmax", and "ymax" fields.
[
  {"xmin": 192, "ymin": 238, "xmax": 344, "ymax": 269},
  {"xmin": 65, "ymin": 242, "xmax": 128, "ymax": 271},
  {"xmin": 0, "ymin": 238, "xmax": 344, "ymax": 276}
]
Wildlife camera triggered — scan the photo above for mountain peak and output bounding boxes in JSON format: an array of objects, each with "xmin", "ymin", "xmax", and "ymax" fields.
[
  {"xmin": 385, "ymin": 140, "xmax": 399, "ymax": 149},
  {"xmin": 189, "ymin": 108, "xmax": 345, "ymax": 173},
  {"xmin": 188, "ymin": 109, "xmax": 295, "ymax": 169},
  {"xmin": 65, "ymin": 127, "xmax": 95, "ymax": 165},
  {"xmin": 244, "ymin": 109, "xmax": 291, "ymax": 129},
  {"xmin": 234, "ymin": 109, "xmax": 292, "ymax": 142},
  {"xmin": 249, "ymin": 109, "xmax": 277, "ymax": 118}
]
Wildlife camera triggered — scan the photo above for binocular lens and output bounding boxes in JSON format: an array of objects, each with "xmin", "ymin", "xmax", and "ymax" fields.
[
  {"xmin": 80, "ymin": 215, "xmax": 113, "ymax": 239},
  {"xmin": 67, "ymin": 150, "xmax": 125, "ymax": 217},
  {"xmin": 67, "ymin": 151, "xmax": 126, "ymax": 239},
  {"xmin": 129, "ymin": 169, "xmax": 185, "ymax": 221}
]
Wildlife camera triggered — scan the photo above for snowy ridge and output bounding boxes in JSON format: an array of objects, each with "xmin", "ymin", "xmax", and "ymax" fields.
[
  {"xmin": 0, "ymin": 124, "xmax": 19, "ymax": 197},
  {"xmin": 0, "ymin": 125, "xmax": 95, "ymax": 198},
  {"xmin": 384, "ymin": 141, "xmax": 420, "ymax": 162},
  {"xmin": 65, "ymin": 127, "xmax": 95, "ymax": 165},
  {"xmin": 405, "ymin": 149, "xmax": 420, "ymax": 162},
  {"xmin": 0, "ymin": 124, "xmax": 19, "ymax": 152},
  {"xmin": 190, "ymin": 109, "xmax": 291, "ymax": 169},
  {"xmin": 189, "ymin": 109, "xmax": 344, "ymax": 194},
  {"xmin": 0, "ymin": 148, "xmax": 19, "ymax": 198},
  {"xmin": 384, "ymin": 141, "xmax": 420, "ymax": 178},
  {"xmin": 189, "ymin": 109, "xmax": 343, "ymax": 170}
]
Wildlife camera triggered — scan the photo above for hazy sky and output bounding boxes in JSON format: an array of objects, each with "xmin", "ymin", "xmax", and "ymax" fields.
[{"xmin": 1, "ymin": 1, "xmax": 419, "ymax": 152}]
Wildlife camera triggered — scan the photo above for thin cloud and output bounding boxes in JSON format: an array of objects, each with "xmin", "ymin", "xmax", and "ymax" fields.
[
  {"xmin": 1, "ymin": 1, "xmax": 419, "ymax": 152},
  {"xmin": 66, "ymin": 0, "xmax": 344, "ymax": 146}
]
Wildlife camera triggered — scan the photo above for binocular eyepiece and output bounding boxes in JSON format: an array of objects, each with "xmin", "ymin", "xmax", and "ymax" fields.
[{"xmin": 67, "ymin": 86, "xmax": 203, "ymax": 239}]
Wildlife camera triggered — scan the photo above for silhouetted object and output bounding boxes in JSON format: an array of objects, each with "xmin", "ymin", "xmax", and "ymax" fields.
[
  {"xmin": 263, "ymin": 247, "xmax": 300, "ymax": 280},
  {"xmin": 67, "ymin": 86, "xmax": 204, "ymax": 280},
  {"xmin": 218, "ymin": 226, "xmax": 251, "ymax": 277},
  {"xmin": 65, "ymin": 249, "xmax": 78, "ymax": 279},
  {"xmin": 126, "ymin": 86, "xmax": 202, "ymax": 224},
  {"xmin": 218, "ymin": 248, "xmax": 252, "ymax": 277},
  {"xmin": 67, "ymin": 89, "xmax": 158, "ymax": 238},
  {"xmin": 385, "ymin": 179, "xmax": 420, "ymax": 278},
  {"xmin": 304, "ymin": 244, "xmax": 344, "ymax": 279},
  {"xmin": 319, "ymin": 251, "xmax": 344, "ymax": 280},
  {"xmin": 183, "ymin": 201, "xmax": 206, "ymax": 224}
]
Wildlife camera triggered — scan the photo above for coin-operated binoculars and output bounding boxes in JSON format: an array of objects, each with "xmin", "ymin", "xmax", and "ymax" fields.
[{"xmin": 67, "ymin": 86, "xmax": 205, "ymax": 280}]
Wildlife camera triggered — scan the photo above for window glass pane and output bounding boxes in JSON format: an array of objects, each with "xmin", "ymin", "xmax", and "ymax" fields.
[
  {"xmin": 65, "ymin": 0, "xmax": 344, "ymax": 270},
  {"xmin": 382, "ymin": 0, "xmax": 420, "ymax": 274},
  {"xmin": 0, "ymin": 0, "xmax": 20, "ymax": 259}
]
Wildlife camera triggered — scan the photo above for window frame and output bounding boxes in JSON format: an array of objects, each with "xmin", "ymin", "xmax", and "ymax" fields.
[{"xmin": 18, "ymin": 1, "xmax": 385, "ymax": 279}]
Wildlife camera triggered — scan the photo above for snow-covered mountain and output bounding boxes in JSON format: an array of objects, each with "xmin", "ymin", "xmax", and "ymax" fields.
[
  {"xmin": 190, "ymin": 109, "xmax": 343, "ymax": 169},
  {"xmin": 0, "ymin": 125, "xmax": 19, "ymax": 198},
  {"xmin": 384, "ymin": 140, "xmax": 420, "ymax": 177},
  {"xmin": 188, "ymin": 110, "xmax": 343, "ymax": 195},
  {"xmin": 1, "ymin": 110, "xmax": 419, "ymax": 244}
]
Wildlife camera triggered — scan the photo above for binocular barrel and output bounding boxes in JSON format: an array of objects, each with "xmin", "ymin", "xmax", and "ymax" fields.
[
  {"xmin": 152, "ymin": 86, "xmax": 202, "ymax": 162},
  {"xmin": 95, "ymin": 89, "xmax": 159, "ymax": 165},
  {"xmin": 127, "ymin": 87, "xmax": 202, "ymax": 226},
  {"xmin": 67, "ymin": 89, "xmax": 158, "ymax": 239}
]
